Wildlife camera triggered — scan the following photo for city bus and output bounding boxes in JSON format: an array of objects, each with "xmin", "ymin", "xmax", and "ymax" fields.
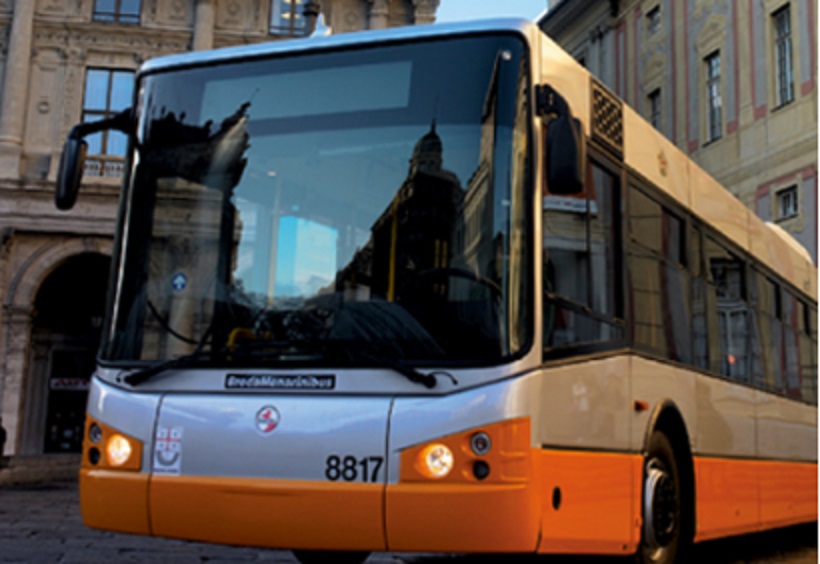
[{"xmin": 55, "ymin": 17, "xmax": 816, "ymax": 564}]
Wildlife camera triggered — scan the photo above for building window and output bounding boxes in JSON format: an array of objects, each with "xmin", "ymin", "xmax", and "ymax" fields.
[
  {"xmin": 648, "ymin": 88, "xmax": 661, "ymax": 130},
  {"xmin": 82, "ymin": 69, "xmax": 134, "ymax": 176},
  {"xmin": 776, "ymin": 185, "xmax": 799, "ymax": 220},
  {"xmin": 647, "ymin": 6, "xmax": 661, "ymax": 34},
  {"xmin": 271, "ymin": 0, "xmax": 305, "ymax": 36},
  {"xmin": 92, "ymin": 0, "xmax": 141, "ymax": 24},
  {"xmin": 705, "ymin": 52, "xmax": 722, "ymax": 142},
  {"xmin": 773, "ymin": 5, "xmax": 795, "ymax": 106}
]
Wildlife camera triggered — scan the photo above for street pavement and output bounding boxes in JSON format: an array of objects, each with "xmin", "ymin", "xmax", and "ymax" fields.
[{"xmin": 0, "ymin": 481, "xmax": 816, "ymax": 563}]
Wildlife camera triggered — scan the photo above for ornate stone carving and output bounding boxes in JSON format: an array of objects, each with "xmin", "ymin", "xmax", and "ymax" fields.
[
  {"xmin": 153, "ymin": 0, "xmax": 194, "ymax": 27},
  {"xmin": 36, "ymin": 0, "xmax": 69, "ymax": 17},
  {"xmin": 412, "ymin": 0, "xmax": 438, "ymax": 24}
]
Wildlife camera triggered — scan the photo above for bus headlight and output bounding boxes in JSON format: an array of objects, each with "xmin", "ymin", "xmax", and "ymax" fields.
[
  {"xmin": 419, "ymin": 443, "xmax": 454, "ymax": 478},
  {"xmin": 106, "ymin": 434, "xmax": 134, "ymax": 467}
]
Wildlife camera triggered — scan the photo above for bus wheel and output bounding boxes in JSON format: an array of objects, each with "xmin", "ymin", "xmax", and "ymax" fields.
[
  {"xmin": 291, "ymin": 550, "xmax": 370, "ymax": 564},
  {"xmin": 637, "ymin": 431, "xmax": 683, "ymax": 564}
]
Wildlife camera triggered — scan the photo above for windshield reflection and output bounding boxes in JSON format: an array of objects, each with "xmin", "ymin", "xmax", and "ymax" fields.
[{"xmin": 104, "ymin": 35, "xmax": 531, "ymax": 367}]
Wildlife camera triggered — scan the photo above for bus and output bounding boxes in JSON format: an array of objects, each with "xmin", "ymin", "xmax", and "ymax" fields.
[{"xmin": 55, "ymin": 17, "xmax": 816, "ymax": 564}]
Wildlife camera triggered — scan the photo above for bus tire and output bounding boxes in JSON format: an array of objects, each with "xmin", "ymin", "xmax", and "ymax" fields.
[
  {"xmin": 637, "ymin": 430, "xmax": 686, "ymax": 564},
  {"xmin": 291, "ymin": 550, "xmax": 370, "ymax": 564}
]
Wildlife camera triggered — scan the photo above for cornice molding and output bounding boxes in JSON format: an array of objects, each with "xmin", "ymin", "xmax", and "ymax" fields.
[{"xmin": 33, "ymin": 22, "xmax": 191, "ymax": 59}]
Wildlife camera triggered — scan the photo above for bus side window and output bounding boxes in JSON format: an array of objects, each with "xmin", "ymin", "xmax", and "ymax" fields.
[
  {"xmin": 704, "ymin": 238, "xmax": 749, "ymax": 382},
  {"xmin": 782, "ymin": 290, "xmax": 802, "ymax": 399},
  {"xmin": 690, "ymin": 226, "xmax": 708, "ymax": 370},
  {"xmin": 751, "ymin": 273, "xmax": 780, "ymax": 391},
  {"xmin": 543, "ymin": 160, "xmax": 622, "ymax": 349},
  {"xmin": 809, "ymin": 305, "xmax": 818, "ymax": 404},
  {"xmin": 798, "ymin": 300, "xmax": 817, "ymax": 403},
  {"xmin": 627, "ymin": 187, "xmax": 691, "ymax": 362}
]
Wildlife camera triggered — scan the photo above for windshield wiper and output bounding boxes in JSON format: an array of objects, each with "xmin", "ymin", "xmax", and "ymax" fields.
[
  {"xmin": 124, "ymin": 326, "xmax": 214, "ymax": 386},
  {"xmin": 339, "ymin": 345, "xmax": 457, "ymax": 389},
  {"xmin": 230, "ymin": 335, "xmax": 455, "ymax": 389},
  {"xmin": 124, "ymin": 326, "xmax": 457, "ymax": 390}
]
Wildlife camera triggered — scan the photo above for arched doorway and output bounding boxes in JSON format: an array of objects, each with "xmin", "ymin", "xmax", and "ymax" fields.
[{"xmin": 21, "ymin": 253, "xmax": 110, "ymax": 454}]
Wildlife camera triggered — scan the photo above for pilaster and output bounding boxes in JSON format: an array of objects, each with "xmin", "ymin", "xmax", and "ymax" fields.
[
  {"xmin": 0, "ymin": 0, "xmax": 36, "ymax": 178},
  {"xmin": 193, "ymin": 0, "xmax": 215, "ymax": 51},
  {"xmin": 0, "ymin": 304, "xmax": 34, "ymax": 455},
  {"xmin": 368, "ymin": 0, "xmax": 390, "ymax": 30}
]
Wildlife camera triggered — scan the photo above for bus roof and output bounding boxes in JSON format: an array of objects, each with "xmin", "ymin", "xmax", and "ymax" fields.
[{"xmin": 139, "ymin": 18, "xmax": 536, "ymax": 75}]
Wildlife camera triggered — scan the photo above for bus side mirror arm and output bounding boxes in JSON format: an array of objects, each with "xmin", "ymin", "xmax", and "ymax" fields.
[
  {"xmin": 536, "ymin": 84, "xmax": 584, "ymax": 196},
  {"xmin": 55, "ymin": 108, "xmax": 133, "ymax": 211}
]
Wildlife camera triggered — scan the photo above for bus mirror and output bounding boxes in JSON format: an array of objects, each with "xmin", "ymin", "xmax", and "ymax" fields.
[
  {"xmin": 55, "ymin": 137, "xmax": 88, "ymax": 211},
  {"xmin": 537, "ymin": 84, "xmax": 584, "ymax": 196},
  {"xmin": 54, "ymin": 108, "xmax": 133, "ymax": 211},
  {"xmin": 546, "ymin": 114, "xmax": 583, "ymax": 195}
]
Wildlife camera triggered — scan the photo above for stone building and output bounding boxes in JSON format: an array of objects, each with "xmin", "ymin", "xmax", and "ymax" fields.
[
  {"xmin": 0, "ymin": 0, "xmax": 439, "ymax": 476},
  {"xmin": 539, "ymin": 0, "xmax": 817, "ymax": 262}
]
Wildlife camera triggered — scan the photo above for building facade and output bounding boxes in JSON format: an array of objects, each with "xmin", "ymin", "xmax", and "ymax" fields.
[
  {"xmin": 0, "ymin": 0, "xmax": 439, "ymax": 465},
  {"xmin": 539, "ymin": 0, "xmax": 817, "ymax": 262}
]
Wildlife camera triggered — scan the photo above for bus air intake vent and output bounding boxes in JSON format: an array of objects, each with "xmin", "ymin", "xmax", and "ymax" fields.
[{"xmin": 591, "ymin": 79, "xmax": 623, "ymax": 159}]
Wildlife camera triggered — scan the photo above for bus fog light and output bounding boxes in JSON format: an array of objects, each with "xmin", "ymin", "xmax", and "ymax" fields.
[
  {"xmin": 105, "ymin": 434, "xmax": 133, "ymax": 467},
  {"xmin": 470, "ymin": 432, "xmax": 491, "ymax": 455},
  {"xmin": 473, "ymin": 460, "xmax": 490, "ymax": 480},
  {"xmin": 88, "ymin": 447, "xmax": 101, "ymax": 465},
  {"xmin": 420, "ymin": 443, "xmax": 453, "ymax": 478},
  {"xmin": 89, "ymin": 423, "xmax": 103, "ymax": 444}
]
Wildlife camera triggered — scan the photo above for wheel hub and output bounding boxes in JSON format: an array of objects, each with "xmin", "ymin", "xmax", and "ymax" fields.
[{"xmin": 643, "ymin": 458, "xmax": 677, "ymax": 551}]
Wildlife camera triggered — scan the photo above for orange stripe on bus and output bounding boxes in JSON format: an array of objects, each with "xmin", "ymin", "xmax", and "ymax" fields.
[
  {"xmin": 536, "ymin": 449, "xmax": 642, "ymax": 555},
  {"xmin": 149, "ymin": 475, "xmax": 386, "ymax": 551},
  {"xmin": 694, "ymin": 457, "xmax": 817, "ymax": 542},
  {"xmin": 80, "ymin": 469, "xmax": 150, "ymax": 535},
  {"xmin": 386, "ymin": 480, "xmax": 542, "ymax": 552}
]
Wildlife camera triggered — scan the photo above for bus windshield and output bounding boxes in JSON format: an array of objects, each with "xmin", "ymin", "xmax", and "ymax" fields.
[{"xmin": 102, "ymin": 34, "xmax": 532, "ymax": 367}]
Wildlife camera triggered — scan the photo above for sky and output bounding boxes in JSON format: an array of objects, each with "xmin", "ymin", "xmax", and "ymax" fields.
[{"xmin": 434, "ymin": 0, "xmax": 548, "ymax": 23}]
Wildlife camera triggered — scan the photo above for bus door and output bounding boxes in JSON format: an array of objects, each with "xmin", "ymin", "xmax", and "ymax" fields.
[{"xmin": 148, "ymin": 392, "xmax": 392, "ymax": 551}]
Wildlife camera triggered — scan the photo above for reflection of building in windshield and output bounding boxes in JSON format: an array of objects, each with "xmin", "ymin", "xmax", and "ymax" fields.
[
  {"xmin": 137, "ymin": 103, "xmax": 252, "ymax": 359},
  {"xmin": 452, "ymin": 57, "xmax": 501, "ymax": 287},
  {"xmin": 338, "ymin": 121, "xmax": 463, "ymax": 301}
]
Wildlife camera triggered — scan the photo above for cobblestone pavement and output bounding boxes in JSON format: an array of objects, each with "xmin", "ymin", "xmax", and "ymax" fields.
[{"xmin": 0, "ymin": 481, "xmax": 815, "ymax": 563}]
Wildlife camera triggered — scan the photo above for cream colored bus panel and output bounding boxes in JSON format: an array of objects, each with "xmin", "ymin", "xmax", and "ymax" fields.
[
  {"xmin": 537, "ymin": 357, "xmax": 631, "ymax": 452},
  {"xmin": 630, "ymin": 356, "xmax": 697, "ymax": 452},
  {"xmin": 755, "ymin": 391, "xmax": 818, "ymax": 462},
  {"xmin": 693, "ymin": 375, "xmax": 758, "ymax": 458},
  {"xmin": 750, "ymin": 218, "xmax": 797, "ymax": 287},
  {"xmin": 767, "ymin": 222, "xmax": 815, "ymax": 299},
  {"xmin": 622, "ymin": 107, "xmax": 689, "ymax": 209},
  {"xmin": 747, "ymin": 211, "xmax": 782, "ymax": 278},
  {"xmin": 690, "ymin": 163, "xmax": 750, "ymax": 254}
]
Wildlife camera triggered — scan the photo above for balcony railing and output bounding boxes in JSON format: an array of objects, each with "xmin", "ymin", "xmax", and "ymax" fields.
[{"xmin": 83, "ymin": 155, "xmax": 125, "ymax": 179}]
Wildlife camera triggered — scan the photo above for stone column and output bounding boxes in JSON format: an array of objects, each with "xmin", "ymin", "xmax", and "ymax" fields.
[
  {"xmin": 0, "ymin": 304, "xmax": 34, "ymax": 456},
  {"xmin": 0, "ymin": 0, "xmax": 36, "ymax": 178},
  {"xmin": 368, "ymin": 0, "xmax": 390, "ymax": 30},
  {"xmin": 192, "ymin": 0, "xmax": 215, "ymax": 51},
  {"xmin": 413, "ymin": 0, "xmax": 439, "ymax": 25}
]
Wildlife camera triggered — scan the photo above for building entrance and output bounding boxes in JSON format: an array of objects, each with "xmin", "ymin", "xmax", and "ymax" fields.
[{"xmin": 24, "ymin": 253, "xmax": 110, "ymax": 454}]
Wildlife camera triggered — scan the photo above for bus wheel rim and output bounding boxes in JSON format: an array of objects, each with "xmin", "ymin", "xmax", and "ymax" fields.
[{"xmin": 643, "ymin": 458, "xmax": 677, "ymax": 555}]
